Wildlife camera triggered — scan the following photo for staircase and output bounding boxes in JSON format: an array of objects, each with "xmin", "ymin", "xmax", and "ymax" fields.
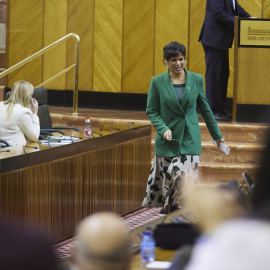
[{"xmin": 150, "ymin": 121, "xmax": 268, "ymax": 185}]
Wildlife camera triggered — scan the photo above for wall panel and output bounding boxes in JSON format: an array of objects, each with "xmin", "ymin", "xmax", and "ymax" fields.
[
  {"xmin": 43, "ymin": 0, "xmax": 67, "ymax": 90},
  {"xmin": 155, "ymin": 0, "xmax": 189, "ymax": 76},
  {"xmin": 7, "ymin": 0, "xmax": 43, "ymax": 87},
  {"xmin": 93, "ymin": 0, "xmax": 123, "ymax": 93},
  {"xmin": 66, "ymin": 0, "xmax": 95, "ymax": 91},
  {"xmin": 262, "ymin": 0, "xmax": 270, "ymax": 18},
  {"xmin": 122, "ymin": 0, "xmax": 155, "ymax": 93},
  {"xmin": 5, "ymin": 0, "xmax": 267, "ymax": 97},
  {"xmin": 189, "ymin": 0, "xmax": 206, "ymax": 77}
]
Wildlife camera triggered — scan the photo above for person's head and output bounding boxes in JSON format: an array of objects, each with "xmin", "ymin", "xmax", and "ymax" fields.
[
  {"xmin": 186, "ymin": 183, "xmax": 249, "ymax": 233},
  {"xmin": 75, "ymin": 212, "xmax": 131, "ymax": 270},
  {"xmin": 163, "ymin": 42, "xmax": 186, "ymax": 61},
  {"xmin": 163, "ymin": 42, "xmax": 186, "ymax": 76},
  {"xmin": 4, "ymin": 80, "xmax": 34, "ymax": 117}
]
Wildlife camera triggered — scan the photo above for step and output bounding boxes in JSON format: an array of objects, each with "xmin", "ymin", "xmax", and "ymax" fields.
[
  {"xmin": 200, "ymin": 122, "xmax": 269, "ymax": 144},
  {"xmin": 198, "ymin": 162, "xmax": 259, "ymax": 184},
  {"xmin": 151, "ymin": 140, "xmax": 265, "ymax": 164},
  {"xmin": 150, "ymin": 122, "xmax": 269, "ymax": 144}
]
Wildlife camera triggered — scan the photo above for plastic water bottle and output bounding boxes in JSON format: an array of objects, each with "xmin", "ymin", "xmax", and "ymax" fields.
[
  {"xmin": 140, "ymin": 230, "xmax": 155, "ymax": 269},
  {"xmin": 84, "ymin": 116, "xmax": 92, "ymax": 139}
]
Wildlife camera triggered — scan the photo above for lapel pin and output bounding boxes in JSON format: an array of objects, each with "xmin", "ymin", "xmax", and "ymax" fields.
[{"xmin": 187, "ymin": 87, "xmax": 190, "ymax": 90}]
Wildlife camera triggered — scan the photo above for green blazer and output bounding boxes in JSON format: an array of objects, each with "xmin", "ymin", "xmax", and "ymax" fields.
[{"xmin": 146, "ymin": 68, "xmax": 222, "ymax": 157}]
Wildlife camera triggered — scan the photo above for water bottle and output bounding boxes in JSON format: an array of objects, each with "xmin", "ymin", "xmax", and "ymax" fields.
[
  {"xmin": 84, "ymin": 116, "xmax": 92, "ymax": 139},
  {"xmin": 140, "ymin": 230, "xmax": 155, "ymax": 269}
]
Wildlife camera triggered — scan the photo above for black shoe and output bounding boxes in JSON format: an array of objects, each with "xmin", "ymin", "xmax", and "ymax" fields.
[
  {"xmin": 222, "ymin": 109, "xmax": 232, "ymax": 117},
  {"xmin": 214, "ymin": 111, "xmax": 232, "ymax": 121}
]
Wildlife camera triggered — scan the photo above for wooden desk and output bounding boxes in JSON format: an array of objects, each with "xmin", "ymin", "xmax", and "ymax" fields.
[{"xmin": 0, "ymin": 125, "xmax": 151, "ymax": 242}]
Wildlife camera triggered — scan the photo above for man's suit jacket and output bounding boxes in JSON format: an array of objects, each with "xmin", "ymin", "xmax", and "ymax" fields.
[
  {"xmin": 198, "ymin": 0, "xmax": 250, "ymax": 50},
  {"xmin": 146, "ymin": 69, "xmax": 222, "ymax": 157}
]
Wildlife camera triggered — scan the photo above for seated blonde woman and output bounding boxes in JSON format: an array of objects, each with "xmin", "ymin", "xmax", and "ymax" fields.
[{"xmin": 0, "ymin": 80, "xmax": 40, "ymax": 146}]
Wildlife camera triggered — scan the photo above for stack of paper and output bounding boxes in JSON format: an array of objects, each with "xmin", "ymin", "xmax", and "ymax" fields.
[{"xmin": 40, "ymin": 136, "xmax": 80, "ymax": 146}]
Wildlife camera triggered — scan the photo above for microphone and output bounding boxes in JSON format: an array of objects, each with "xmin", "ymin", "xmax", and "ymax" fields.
[
  {"xmin": 70, "ymin": 135, "xmax": 82, "ymax": 143},
  {"xmin": 0, "ymin": 149, "xmax": 10, "ymax": 153},
  {"xmin": 91, "ymin": 131, "xmax": 103, "ymax": 138},
  {"xmin": 23, "ymin": 145, "xmax": 38, "ymax": 154},
  {"xmin": 127, "ymin": 122, "xmax": 134, "ymax": 129},
  {"xmin": 109, "ymin": 127, "xmax": 121, "ymax": 134},
  {"xmin": 260, "ymin": 2, "xmax": 270, "ymax": 18}
]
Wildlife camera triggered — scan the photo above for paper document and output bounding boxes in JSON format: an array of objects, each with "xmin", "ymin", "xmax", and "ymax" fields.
[
  {"xmin": 39, "ymin": 136, "xmax": 80, "ymax": 146},
  {"xmin": 212, "ymin": 139, "xmax": 230, "ymax": 155}
]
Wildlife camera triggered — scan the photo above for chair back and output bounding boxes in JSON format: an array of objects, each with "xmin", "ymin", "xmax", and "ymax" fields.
[{"xmin": 33, "ymin": 88, "xmax": 53, "ymax": 129}]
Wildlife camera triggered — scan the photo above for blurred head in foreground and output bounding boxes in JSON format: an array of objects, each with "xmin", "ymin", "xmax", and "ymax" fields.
[
  {"xmin": 75, "ymin": 212, "xmax": 131, "ymax": 270},
  {"xmin": 186, "ymin": 181, "xmax": 249, "ymax": 233}
]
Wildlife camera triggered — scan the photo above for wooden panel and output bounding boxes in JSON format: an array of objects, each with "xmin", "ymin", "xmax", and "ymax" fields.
[
  {"xmin": 236, "ymin": 47, "xmax": 270, "ymax": 105},
  {"xmin": 262, "ymin": 0, "xmax": 270, "ymax": 18},
  {"xmin": 0, "ymin": 127, "xmax": 151, "ymax": 242},
  {"xmin": 43, "ymin": 0, "xmax": 67, "ymax": 90},
  {"xmin": 229, "ymin": 0, "xmax": 261, "ymax": 98},
  {"xmin": 93, "ymin": 0, "xmax": 123, "ymax": 93},
  {"xmin": 7, "ymin": 0, "xmax": 43, "ymax": 87},
  {"xmin": 155, "ymin": 0, "xmax": 189, "ymax": 76},
  {"xmin": 66, "ymin": 0, "xmax": 95, "ymax": 91},
  {"xmin": 122, "ymin": 0, "xmax": 155, "ymax": 93},
  {"xmin": 189, "ymin": 0, "xmax": 206, "ymax": 78}
]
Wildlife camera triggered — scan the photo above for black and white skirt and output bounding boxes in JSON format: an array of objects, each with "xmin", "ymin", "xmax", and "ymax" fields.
[{"xmin": 142, "ymin": 155, "xmax": 199, "ymax": 211}]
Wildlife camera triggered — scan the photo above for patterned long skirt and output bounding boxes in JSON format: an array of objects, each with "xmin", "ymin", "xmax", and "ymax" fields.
[{"xmin": 142, "ymin": 155, "xmax": 199, "ymax": 213}]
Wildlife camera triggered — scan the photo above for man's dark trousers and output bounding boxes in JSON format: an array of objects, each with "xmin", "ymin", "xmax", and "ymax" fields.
[{"xmin": 203, "ymin": 45, "xmax": 229, "ymax": 114}]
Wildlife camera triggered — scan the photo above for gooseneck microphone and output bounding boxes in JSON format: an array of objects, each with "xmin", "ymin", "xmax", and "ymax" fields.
[
  {"xmin": 22, "ymin": 145, "xmax": 38, "ymax": 154},
  {"xmin": 91, "ymin": 131, "xmax": 103, "ymax": 138},
  {"xmin": 109, "ymin": 127, "xmax": 121, "ymax": 134},
  {"xmin": 70, "ymin": 136, "xmax": 83, "ymax": 143},
  {"xmin": 127, "ymin": 122, "xmax": 134, "ymax": 129},
  {"xmin": 0, "ymin": 149, "xmax": 10, "ymax": 153}
]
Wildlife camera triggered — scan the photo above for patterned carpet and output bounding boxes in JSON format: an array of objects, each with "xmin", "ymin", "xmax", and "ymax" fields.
[{"xmin": 54, "ymin": 207, "xmax": 165, "ymax": 260}]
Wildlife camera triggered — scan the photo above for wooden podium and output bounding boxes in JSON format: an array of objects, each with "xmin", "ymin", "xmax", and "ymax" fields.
[{"xmin": 233, "ymin": 17, "xmax": 270, "ymax": 123}]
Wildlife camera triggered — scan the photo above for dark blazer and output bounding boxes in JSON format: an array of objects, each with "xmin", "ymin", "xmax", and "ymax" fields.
[
  {"xmin": 198, "ymin": 0, "xmax": 250, "ymax": 50},
  {"xmin": 146, "ymin": 69, "xmax": 222, "ymax": 157}
]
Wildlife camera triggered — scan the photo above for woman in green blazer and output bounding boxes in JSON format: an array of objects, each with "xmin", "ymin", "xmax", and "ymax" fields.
[{"xmin": 142, "ymin": 42, "xmax": 224, "ymax": 214}]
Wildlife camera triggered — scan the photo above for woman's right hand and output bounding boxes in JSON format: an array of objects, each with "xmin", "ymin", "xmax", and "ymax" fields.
[
  {"xmin": 30, "ymin": 98, "xmax": 39, "ymax": 115},
  {"xmin": 163, "ymin": 129, "xmax": 172, "ymax": 141}
]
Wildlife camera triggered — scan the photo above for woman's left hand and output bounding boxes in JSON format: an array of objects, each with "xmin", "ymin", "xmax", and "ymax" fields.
[
  {"xmin": 30, "ymin": 98, "xmax": 39, "ymax": 115},
  {"xmin": 216, "ymin": 138, "xmax": 224, "ymax": 148}
]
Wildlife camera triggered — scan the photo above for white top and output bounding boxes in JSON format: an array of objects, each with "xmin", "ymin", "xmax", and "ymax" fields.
[
  {"xmin": 0, "ymin": 101, "xmax": 40, "ymax": 146},
  {"xmin": 185, "ymin": 219, "xmax": 270, "ymax": 270}
]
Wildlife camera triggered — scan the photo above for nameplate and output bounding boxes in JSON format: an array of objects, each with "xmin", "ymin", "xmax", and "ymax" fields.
[{"xmin": 238, "ymin": 18, "xmax": 270, "ymax": 48}]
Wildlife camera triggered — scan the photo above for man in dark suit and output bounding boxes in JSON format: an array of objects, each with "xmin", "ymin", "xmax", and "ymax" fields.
[{"xmin": 199, "ymin": 0, "xmax": 250, "ymax": 121}]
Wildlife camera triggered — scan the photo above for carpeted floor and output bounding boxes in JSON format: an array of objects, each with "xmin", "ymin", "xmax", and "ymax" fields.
[{"xmin": 54, "ymin": 207, "xmax": 165, "ymax": 260}]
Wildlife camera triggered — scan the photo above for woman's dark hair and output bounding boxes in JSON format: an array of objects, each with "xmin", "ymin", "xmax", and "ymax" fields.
[{"xmin": 163, "ymin": 42, "xmax": 186, "ymax": 61}]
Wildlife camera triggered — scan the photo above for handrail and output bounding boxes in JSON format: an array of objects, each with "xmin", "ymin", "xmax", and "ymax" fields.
[{"xmin": 0, "ymin": 33, "xmax": 80, "ymax": 114}]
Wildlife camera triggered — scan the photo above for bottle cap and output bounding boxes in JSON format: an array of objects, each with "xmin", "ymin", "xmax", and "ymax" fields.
[{"xmin": 86, "ymin": 116, "xmax": 90, "ymax": 119}]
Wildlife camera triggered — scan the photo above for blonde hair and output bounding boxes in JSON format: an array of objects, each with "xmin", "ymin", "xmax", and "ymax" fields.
[{"xmin": 3, "ymin": 80, "xmax": 34, "ymax": 118}]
